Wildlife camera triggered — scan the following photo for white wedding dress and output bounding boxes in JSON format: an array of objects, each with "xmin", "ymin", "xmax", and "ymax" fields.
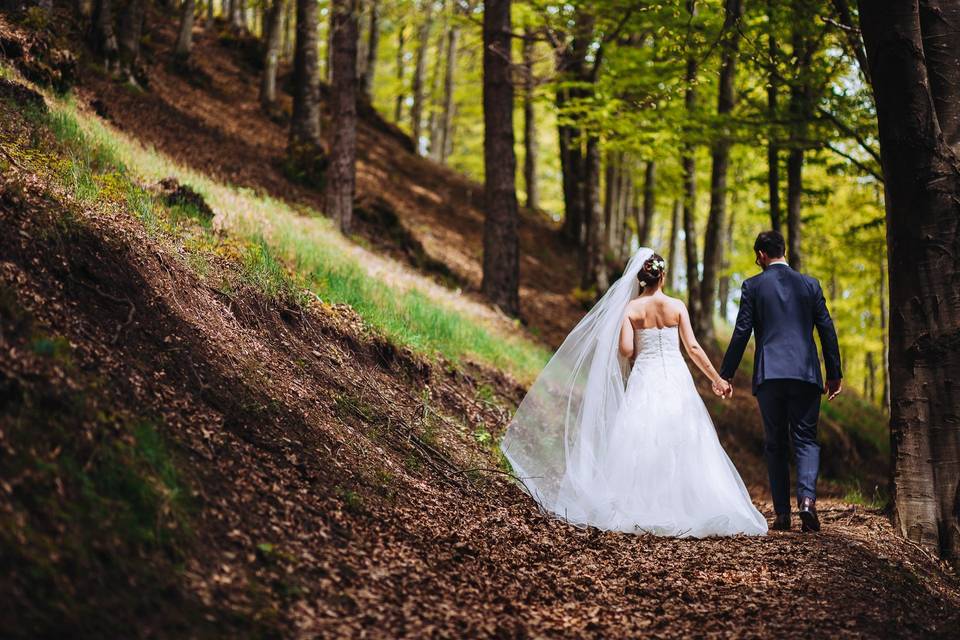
[{"xmin": 500, "ymin": 247, "xmax": 767, "ymax": 538}]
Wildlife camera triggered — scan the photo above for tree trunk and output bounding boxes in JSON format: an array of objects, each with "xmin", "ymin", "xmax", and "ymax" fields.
[
  {"xmin": 481, "ymin": 0, "xmax": 520, "ymax": 316},
  {"xmin": 604, "ymin": 151, "xmax": 619, "ymax": 253},
  {"xmin": 699, "ymin": 0, "xmax": 743, "ymax": 340},
  {"xmin": 718, "ymin": 194, "xmax": 737, "ymax": 320},
  {"xmin": 919, "ymin": 1, "xmax": 960, "ymax": 156},
  {"xmin": 117, "ymin": 0, "xmax": 146, "ymax": 82},
  {"xmin": 767, "ymin": 0, "xmax": 782, "ymax": 232},
  {"xmin": 326, "ymin": 0, "xmax": 359, "ymax": 233},
  {"xmin": 521, "ymin": 30, "xmax": 538, "ymax": 210},
  {"xmin": 436, "ymin": 15, "xmax": 459, "ymax": 164},
  {"xmin": 582, "ymin": 136, "xmax": 608, "ymax": 292},
  {"xmin": 427, "ymin": 19, "xmax": 447, "ymax": 160},
  {"xmin": 91, "ymin": 0, "xmax": 119, "ymax": 68},
  {"xmin": 681, "ymin": 1, "xmax": 700, "ymax": 323},
  {"xmin": 175, "ymin": 0, "xmax": 196, "ymax": 59},
  {"xmin": 786, "ymin": 0, "xmax": 815, "ymax": 271},
  {"xmin": 639, "ymin": 160, "xmax": 656, "ymax": 246},
  {"xmin": 283, "ymin": 0, "xmax": 293, "ymax": 58},
  {"xmin": 859, "ymin": 0, "xmax": 960, "ymax": 565},
  {"xmin": 260, "ymin": 0, "xmax": 284, "ymax": 108},
  {"xmin": 230, "ymin": 0, "xmax": 244, "ymax": 31},
  {"xmin": 394, "ymin": 22, "xmax": 405, "ymax": 122},
  {"xmin": 410, "ymin": 2, "xmax": 434, "ymax": 152},
  {"xmin": 556, "ymin": 12, "xmax": 593, "ymax": 246},
  {"xmin": 289, "ymin": 0, "xmax": 323, "ymax": 156},
  {"xmin": 360, "ymin": 0, "xmax": 379, "ymax": 98},
  {"xmin": 667, "ymin": 199, "xmax": 681, "ymax": 291}
]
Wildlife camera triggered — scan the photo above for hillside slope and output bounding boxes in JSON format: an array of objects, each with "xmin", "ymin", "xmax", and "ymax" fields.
[{"xmin": 2, "ymin": 8, "xmax": 957, "ymax": 639}]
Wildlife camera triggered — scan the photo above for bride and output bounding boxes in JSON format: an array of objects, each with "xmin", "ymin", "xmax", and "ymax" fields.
[{"xmin": 500, "ymin": 248, "xmax": 767, "ymax": 537}]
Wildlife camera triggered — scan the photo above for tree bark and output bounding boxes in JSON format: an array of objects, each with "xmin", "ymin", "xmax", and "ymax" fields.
[
  {"xmin": 718, "ymin": 194, "xmax": 736, "ymax": 320},
  {"xmin": 681, "ymin": 1, "xmax": 700, "ymax": 324},
  {"xmin": 289, "ymin": 0, "xmax": 323, "ymax": 155},
  {"xmin": 427, "ymin": 18, "xmax": 447, "ymax": 160},
  {"xmin": 919, "ymin": 0, "xmax": 960, "ymax": 156},
  {"xmin": 557, "ymin": 11, "xmax": 594, "ymax": 246},
  {"xmin": 91, "ymin": 0, "xmax": 119, "ymax": 68},
  {"xmin": 481, "ymin": 0, "xmax": 520, "ymax": 316},
  {"xmin": 667, "ymin": 199, "xmax": 681, "ymax": 291},
  {"xmin": 522, "ymin": 29, "xmax": 538, "ymax": 210},
  {"xmin": 582, "ymin": 136, "xmax": 608, "ymax": 292},
  {"xmin": 260, "ymin": 0, "xmax": 285, "ymax": 109},
  {"xmin": 117, "ymin": 0, "xmax": 146, "ymax": 82},
  {"xmin": 438, "ymin": 9, "xmax": 459, "ymax": 163},
  {"xmin": 394, "ymin": 22, "xmax": 405, "ymax": 122},
  {"xmin": 175, "ymin": 0, "xmax": 196, "ymax": 60},
  {"xmin": 786, "ymin": 0, "xmax": 815, "ymax": 271},
  {"xmin": 360, "ymin": 0, "xmax": 379, "ymax": 98},
  {"xmin": 326, "ymin": 0, "xmax": 359, "ymax": 233},
  {"xmin": 410, "ymin": 2, "xmax": 434, "ymax": 152},
  {"xmin": 700, "ymin": 0, "xmax": 743, "ymax": 339},
  {"xmin": 639, "ymin": 160, "xmax": 656, "ymax": 246},
  {"xmin": 767, "ymin": 0, "xmax": 782, "ymax": 233},
  {"xmin": 860, "ymin": 0, "xmax": 960, "ymax": 565},
  {"xmin": 229, "ymin": 0, "xmax": 244, "ymax": 31}
]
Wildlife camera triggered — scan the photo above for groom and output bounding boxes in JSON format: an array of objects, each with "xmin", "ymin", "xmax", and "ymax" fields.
[{"xmin": 717, "ymin": 230, "xmax": 842, "ymax": 533}]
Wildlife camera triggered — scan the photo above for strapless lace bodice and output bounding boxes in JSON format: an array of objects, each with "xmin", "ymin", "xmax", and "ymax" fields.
[{"xmin": 633, "ymin": 325, "xmax": 682, "ymax": 364}]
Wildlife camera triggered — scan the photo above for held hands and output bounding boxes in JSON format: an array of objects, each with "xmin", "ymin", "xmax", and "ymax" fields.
[
  {"xmin": 712, "ymin": 378, "xmax": 733, "ymax": 399},
  {"xmin": 825, "ymin": 378, "xmax": 842, "ymax": 401}
]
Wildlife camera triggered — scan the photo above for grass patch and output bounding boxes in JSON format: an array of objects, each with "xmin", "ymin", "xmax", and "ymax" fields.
[{"xmin": 28, "ymin": 94, "xmax": 549, "ymax": 384}]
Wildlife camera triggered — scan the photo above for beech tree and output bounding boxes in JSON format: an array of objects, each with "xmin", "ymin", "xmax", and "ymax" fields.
[
  {"xmin": 260, "ymin": 0, "xmax": 285, "ymax": 109},
  {"xmin": 859, "ymin": 0, "xmax": 960, "ymax": 565},
  {"xmin": 481, "ymin": 0, "xmax": 520, "ymax": 315},
  {"xmin": 326, "ymin": 0, "xmax": 360, "ymax": 233},
  {"xmin": 174, "ymin": 0, "xmax": 196, "ymax": 60},
  {"xmin": 289, "ymin": 0, "xmax": 324, "ymax": 171}
]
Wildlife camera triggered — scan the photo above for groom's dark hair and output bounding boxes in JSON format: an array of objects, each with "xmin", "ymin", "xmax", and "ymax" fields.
[{"xmin": 754, "ymin": 230, "xmax": 785, "ymax": 258}]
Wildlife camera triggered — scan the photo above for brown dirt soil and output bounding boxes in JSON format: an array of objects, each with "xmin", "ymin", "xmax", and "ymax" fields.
[{"xmin": 1, "ymin": 10, "xmax": 959, "ymax": 640}]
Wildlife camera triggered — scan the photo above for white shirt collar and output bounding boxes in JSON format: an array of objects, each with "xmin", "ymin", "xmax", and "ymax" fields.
[{"xmin": 767, "ymin": 260, "xmax": 790, "ymax": 268}]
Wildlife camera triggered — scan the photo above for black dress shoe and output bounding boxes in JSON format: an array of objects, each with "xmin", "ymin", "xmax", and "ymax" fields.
[
  {"xmin": 772, "ymin": 513, "xmax": 791, "ymax": 531},
  {"xmin": 798, "ymin": 497, "xmax": 820, "ymax": 532}
]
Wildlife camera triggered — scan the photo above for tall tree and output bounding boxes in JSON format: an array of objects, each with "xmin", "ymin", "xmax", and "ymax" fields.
[
  {"xmin": 174, "ymin": 0, "xmax": 197, "ymax": 60},
  {"xmin": 289, "ymin": 0, "xmax": 323, "ymax": 166},
  {"xmin": 394, "ymin": 22, "xmax": 405, "ymax": 122},
  {"xmin": 666, "ymin": 199, "xmax": 681, "ymax": 291},
  {"xmin": 91, "ymin": 0, "xmax": 119, "ymax": 69},
  {"xmin": 360, "ymin": 0, "xmax": 380, "ymax": 98},
  {"xmin": 785, "ymin": 0, "xmax": 816, "ymax": 271},
  {"xmin": 410, "ymin": 2, "xmax": 434, "ymax": 151},
  {"xmin": 699, "ymin": 0, "xmax": 744, "ymax": 339},
  {"xmin": 326, "ymin": 0, "xmax": 359, "ymax": 233},
  {"xmin": 766, "ymin": 0, "xmax": 782, "ymax": 232},
  {"xmin": 681, "ymin": 0, "xmax": 701, "ymax": 326},
  {"xmin": 117, "ymin": 0, "xmax": 146, "ymax": 82},
  {"xmin": 521, "ymin": 28, "xmax": 538, "ymax": 210},
  {"xmin": 260, "ymin": 0, "xmax": 285, "ymax": 109},
  {"xmin": 582, "ymin": 136, "xmax": 608, "ymax": 290},
  {"xmin": 859, "ymin": 0, "xmax": 960, "ymax": 565},
  {"xmin": 436, "ymin": 6, "xmax": 460, "ymax": 163},
  {"xmin": 639, "ymin": 160, "xmax": 655, "ymax": 246},
  {"xmin": 554, "ymin": 10, "xmax": 594, "ymax": 246},
  {"xmin": 481, "ymin": 0, "xmax": 520, "ymax": 315}
]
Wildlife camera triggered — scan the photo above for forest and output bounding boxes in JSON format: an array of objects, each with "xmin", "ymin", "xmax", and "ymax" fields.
[{"xmin": 0, "ymin": 0, "xmax": 958, "ymax": 636}]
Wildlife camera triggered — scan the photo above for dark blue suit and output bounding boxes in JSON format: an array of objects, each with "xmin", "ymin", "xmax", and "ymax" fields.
[{"xmin": 720, "ymin": 262, "xmax": 842, "ymax": 515}]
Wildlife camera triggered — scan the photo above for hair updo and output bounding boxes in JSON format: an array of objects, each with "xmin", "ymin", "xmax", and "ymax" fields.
[{"xmin": 637, "ymin": 253, "xmax": 666, "ymax": 291}]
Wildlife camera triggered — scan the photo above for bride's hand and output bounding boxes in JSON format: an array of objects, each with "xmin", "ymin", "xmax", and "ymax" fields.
[{"xmin": 712, "ymin": 378, "xmax": 732, "ymax": 398}]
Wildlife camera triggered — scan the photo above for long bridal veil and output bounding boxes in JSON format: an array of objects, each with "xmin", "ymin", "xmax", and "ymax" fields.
[{"xmin": 500, "ymin": 247, "xmax": 653, "ymax": 525}]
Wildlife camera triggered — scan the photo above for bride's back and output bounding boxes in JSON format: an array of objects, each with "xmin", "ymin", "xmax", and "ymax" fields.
[{"xmin": 626, "ymin": 293, "xmax": 683, "ymax": 330}]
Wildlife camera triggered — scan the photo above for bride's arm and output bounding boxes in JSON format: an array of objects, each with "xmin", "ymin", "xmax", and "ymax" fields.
[
  {"xmin": 618, "ymin": 314, "xmax": 634, "ymax": 359},
  {"xmin": 678, "ymin": 303, "xmax": 723, "ymax": 384}
]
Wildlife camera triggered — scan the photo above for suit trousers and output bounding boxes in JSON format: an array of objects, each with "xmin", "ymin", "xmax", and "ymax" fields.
[{"xmin": 755, "ymin": 379, "xmax": 821, "ymax": 515}]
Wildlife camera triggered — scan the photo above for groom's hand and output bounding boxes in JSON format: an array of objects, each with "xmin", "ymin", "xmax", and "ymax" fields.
[
  {"xmin": 712, "ymin": 378, "xmax": 732, "ymax": 399},
  {"xmin": 826, "ymin": 379, "xmax": 842, "ymax": 401}
]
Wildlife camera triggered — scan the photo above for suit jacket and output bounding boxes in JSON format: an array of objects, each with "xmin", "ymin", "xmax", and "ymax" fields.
[{"xmin": 720, "ymin": 263, "xmax": 842, "ymax": 395}]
